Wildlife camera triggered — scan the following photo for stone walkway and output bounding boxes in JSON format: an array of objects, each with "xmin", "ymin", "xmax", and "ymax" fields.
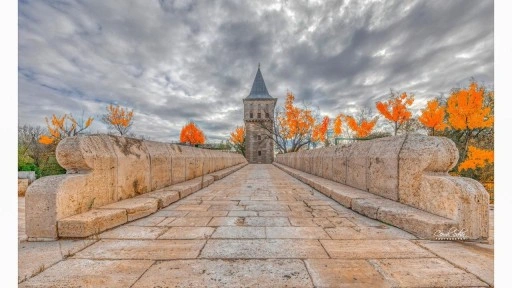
[{"xmin": 19, "ymin": 164, "xmax": 494, "ymax": 287}]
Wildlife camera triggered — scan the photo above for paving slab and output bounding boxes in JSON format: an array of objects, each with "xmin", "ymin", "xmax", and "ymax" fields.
[
  {"xmin": 20, "ymin": 259, "xmax": 154, "ymax": 288},
  {"xmin": 305, "ymin": 259, "xmax": 392, "ymax": 288},
  {"xmin": 320, "ymin": 239, "xmax": 434, "ymax": 259},
  {"xmin": 99, "ymin": 226, "xmax": 168, "ymax": 239},
  {"xmin": 132, "ymin": 259, "xmax": 313, "ymax": 288},
  {"xmin": 266, "ymin": 227, "xmax": 330, "ymax": 239},
  {"xmin": 163, "ymin": 217, "xmax": 212, "ymax": 226},
  {"xmin": 73, "ymin": 239, "xmax": 205, "ymax": 260},
  {"xmin": 18, "ymin": 239, "xmax": 96, "ymax": 283},
  {"xmin": 126, "ymin": 216, "xmax": 166, "ymax": 226},
  {"xmin": 415, "ymin": 240, "xmax": 494, "ymax": 286},
  {"xmin": 200, "ymin": 239, "xmax": 329, "ymax": 259},
  {"xmin": 372, "ymin": 258, "xmax": 488, "ymax": 287},
  {"xmin": 158, "ymin": 227, "xmax": 215, "ymax": 239},
  {"xmin": 211, "ymin": 227, "xmax": 266, "ymax": 239}
]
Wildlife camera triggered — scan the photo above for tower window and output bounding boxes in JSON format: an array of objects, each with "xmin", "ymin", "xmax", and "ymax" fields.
[
  {"xmin": 258, "ymin": 151, "xmax": 262, "ymax": 156},
  {"xmin": 257, "ymin": 113, "xmax": 261, "ymax": 118},
  {"xmin": 258, "ymin": 135, "xmax": 261, "ymax": 140},
  {"xmin": 265, "ymin": 112, "xmax": 269, "ymax": 118},
  {"xmin": 250, "ymin": 112, "xmax": 253, "ymax": 118}
]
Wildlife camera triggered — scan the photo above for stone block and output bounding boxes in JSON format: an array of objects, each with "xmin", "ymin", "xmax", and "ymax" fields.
[
  {"xmin": 26, "ymin": 174, "xmax": 86, "ymax": 239},
  {"xmin": 321, "ymin": 147, "xmax": 335, "ymax": 181},
  {"xmin": 331, "ymin": 145, "xmax": 349, "ymax": 184},
  {"xmin": 136, "ymin": 189, "xmax": 180, "ymax": 208},
  {"xmin": 18, "ymin": 171, "xmax": 36, "ymax": 183},
  {"xmin": 99, "ymin": 197, "xmax": 159, "ymax": 221},
  {"xmin": 143, "ymin": 140, "xmax": 171, "ymax": 191},
  {"xmin": 367, "ymin": 136, "xmax": 406, "ymax": 200},
  {"xmin": 108, "ymin": 135, "xmax": 151, "ymax": 200},
  {"xmin": 312, "ymin": 149, "xmax": 323, "ymax": 177},
  {"xmin": 346, "ymin": 140, "xmax": 372, "ymax": 191},
  {"xmin": 57, "ymin": 134, "xmax": 118, "ymax": 210},
  {"xmin": 18, "ymin": 179, "xmax": 29, "ymax": 196},
  {"xmin": 168, "ymin": 144, "xmax": 186, "ymax": 184},
  {"xmin": 398, "ymin": 135, "xmax": 489, "ymax": 239},
  {"xmin": 58, "ymin": 209, "xmax": 127, "ymax": 238}
]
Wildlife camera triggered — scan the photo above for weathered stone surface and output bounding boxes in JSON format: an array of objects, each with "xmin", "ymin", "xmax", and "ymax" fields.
[
  {"xmin": 18, "ymin": 179, "xmax": 29, "ymax": 196},
  {"xmin": 200, "ymin": 239, "xmax": 329, "ymax": 259},
  {"xmin": 373, "ymin": 258, "xmax": 488, "ymax": 287},
  {"xmin": 164, "ymin": 217, "xmax": 212, "ymax": 227},
  {"xmin": 320, "ymin": 239, "xmax": 433, "ymax": 259},
  {"xmin": 99, "ymin": 197, "xmax": 159, "ymax": 221},
  {"xmin": 138, "ymin": 189, "xmax": 179, "ymax": 208},
  {"xmin": 168, "ymin": 144, "xmax": 186, "ymax": 184},
  {"xmin": 58, "ymin": 209, "xmax": 127, "ymax": 238},
  {"xmin": 274, "ymin": 135, "xmax": 489, "ymax": 240},
  {"xmin": 132, "ymin": 259, "xmax": 312, "ymax": 288},
  {"xmin": 18, "ymin": 239, "xmax": 96, "ymax": 283},
  {"xmin": 345, "ymin": 140, "xmax": 372, "ymax": 191},
  {"xmin": 57, "ymin": 135, "xmax": 118, "ymax": 208},
  {"xmin": 211, "ymin": 227, "xmax": 266, "ymax": 239},
  {"xmin": 18, "ymin": 171, "xmax": 36, "ymax": 183},
  {"xmin": 19, "ymin": 164, "xmax": 492, "ymax": 286},
  {"xmin": 266, "ymin": 227, "xmax": 330, "ymax": 239},
  {"xmin": 321, "ymin": 146, "xmax": 335, "ymax": 181},
  {"xmin": 305, "ymin": 259, "xmax": 391, "ymax": 288},
  {"xmin": 143, "ymin": 140, "xmax": 172, "ymax": 191},
  {"xmin": 376, "ymin": 200, "xmax": 458, "ymax": 240},
  {"xmin": 25, "ymin": 133, "xmax": 247, "ymax": 239},
  {"xmin": 415, "ymin": 240, "xmax": 493, "ymax": 286},
  {"xmin": 109, "ymin": 136, "xmax": 151, "ymax": 199},
  {"xmin": 127, "ymin": 216, "xmax": 166, "ymax": 226},
  {"xmin": 367, "ymin": 136, "xmax": 406, "ymax": 200},
  {"xmin": 20, "ymin": 259, "xmax": 154, "ymax": 288},
  {"xmin": 325, "ymin": 225, "xmax": 416, "ymax": 240},
  {"xmin": 99, "ymin": 226, "xmax": 168, "ymax": 239},
  {"xmin": 398, "ymin": 135, "xmax": 489, "ymax": 239},
  {"xmin": 158, "ymin": 227, "xmax": 215, "ymax": 239},
  {"xmin": 74, "ymin": 239, "xmax": 205, "ymax": 259}
]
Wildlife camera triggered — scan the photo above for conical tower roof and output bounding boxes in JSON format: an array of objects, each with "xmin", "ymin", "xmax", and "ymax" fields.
[{"xmin": 246, "ymin": 65, "xmax": 272, "ymax": 99}]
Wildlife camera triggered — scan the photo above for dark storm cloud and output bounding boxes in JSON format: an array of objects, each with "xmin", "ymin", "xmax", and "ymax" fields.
[{"xmin": 18, "ymin": 0, "xmax": 493, "ymax": 141}]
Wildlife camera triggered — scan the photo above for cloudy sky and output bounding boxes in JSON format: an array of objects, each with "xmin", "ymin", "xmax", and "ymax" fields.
[{"xmin": 18, "ymin": 0, "xmax": 493, "ymax": 142}]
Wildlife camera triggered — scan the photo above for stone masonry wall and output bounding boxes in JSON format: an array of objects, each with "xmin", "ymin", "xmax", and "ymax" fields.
[
  {"xmin": 275, "ymin": 134, "xmax": 489, "ymax": 239},
  {"xmin": 25, "ymin": 134, "xmax": 247, "ymax": 239}
]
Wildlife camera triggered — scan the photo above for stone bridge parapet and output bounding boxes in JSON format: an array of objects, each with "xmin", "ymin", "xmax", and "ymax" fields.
[
  {"xmin": 26, "ymin": 134, "xmax": 247, "ymax": 240},
  {"xmin": 274, "ymin": 135, "xmax": 489, "ymax": 240}
]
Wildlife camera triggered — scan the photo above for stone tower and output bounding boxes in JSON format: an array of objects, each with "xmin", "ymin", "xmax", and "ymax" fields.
[{"xmin": 243, "ymin": 65, "xmax": 277, "ymax": 164}]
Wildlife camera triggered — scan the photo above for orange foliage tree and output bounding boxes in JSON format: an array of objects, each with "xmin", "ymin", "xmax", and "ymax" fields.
[
  {"xmin": 312, "ymin": 116, "xmax": 330, "ymax": 143},
  {"xmin": 345, "ymin": 114, "xmax": 378, "ymax": 138},
  {"xmin": 376, "ymin": 91, "xmax": 414, "ymax": 135},
  {"xmin": 39, "ymin": 113, "xmax": 94, "ymax": 145},
  {"xmin": 229, "ymin": 126, "xmax": 246, "ymax": 156},
  {"xmin": 445, "ymin": 81, "xmax": 494, "ymax": 159},
  {"xmin": 265, "ymin": 91, "xmax": 317, "ymax": 153},
  {"xmin": 101, "ymin": 104, "xmax": 134, "ymax": 136},
  {"xmin": 333, "ymin": 114, "xmax": 343, "ymax": 137},
  {"xmin": 418, "ymin": 99, "xmax": 448, "ymax": 136},
  {"xmin": 180, "ymin": 121, "xmax": 206, "ymax": 146},
  {"xmin": 458, "ymin": 146, "xmax": 494, "ymax": 171}
]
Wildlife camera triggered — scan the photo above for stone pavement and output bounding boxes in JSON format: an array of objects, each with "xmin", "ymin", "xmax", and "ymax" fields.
[{"xmin": 18, "ymin": 164, "xmax": 494, "ymax": 287}]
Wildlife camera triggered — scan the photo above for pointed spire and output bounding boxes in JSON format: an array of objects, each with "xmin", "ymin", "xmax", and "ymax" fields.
[{"xmin": 247, "ymin": 64, "xmax": 272, "ymax": 99}]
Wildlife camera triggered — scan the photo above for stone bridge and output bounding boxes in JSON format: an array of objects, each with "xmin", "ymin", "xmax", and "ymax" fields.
[{"xmin": 18, "ymin": 134, "xmax": 493, "ymax": 287}]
